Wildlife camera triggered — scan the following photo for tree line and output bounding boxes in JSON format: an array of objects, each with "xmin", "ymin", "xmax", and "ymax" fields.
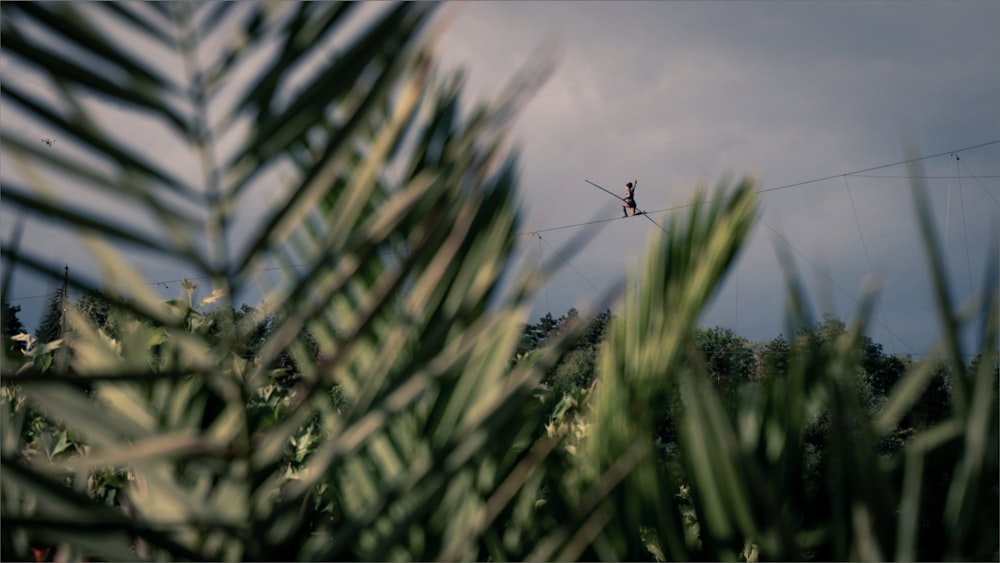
[
  {"xmin": 2, "ymin": 290, "xmax": 983, "ymax": 452},
  {"xmin": 6, "ymin": 288, "xmax": 990, "ymax": 561},
  {"xmin": 3, "ymin": 3, "xmax": 996, "ymax": 560}
]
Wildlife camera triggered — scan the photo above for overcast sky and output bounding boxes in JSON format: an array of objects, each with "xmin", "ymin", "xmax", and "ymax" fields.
[
  {"xmin": 431, "ymin": 0, "xmax": 1000, "ymax": 355},
  {"xmin": 2, "ymin": 1, "xmax": 998, "ymax": 357}
]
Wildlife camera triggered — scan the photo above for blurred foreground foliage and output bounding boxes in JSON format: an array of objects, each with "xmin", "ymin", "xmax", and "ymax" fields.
[{"xmin": 1, "ymin": 2, "xmax": 997, "ymax": 561}]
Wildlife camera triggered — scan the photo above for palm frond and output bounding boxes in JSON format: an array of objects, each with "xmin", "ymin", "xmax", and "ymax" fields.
[{"xmin": 2, "ymin": 1, "xmax": 996, "ymax": 561}]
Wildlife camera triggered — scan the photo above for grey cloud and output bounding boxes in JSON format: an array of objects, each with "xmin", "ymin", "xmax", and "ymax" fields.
[{"xmin": 5, "ymin": 1, "xmax": 998, "ymax": 355}]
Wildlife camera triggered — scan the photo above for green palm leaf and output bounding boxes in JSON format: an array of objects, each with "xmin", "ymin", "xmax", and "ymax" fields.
[{"xmin": 2, "ymin": 1, "xmax": 996, "ymax": 561}]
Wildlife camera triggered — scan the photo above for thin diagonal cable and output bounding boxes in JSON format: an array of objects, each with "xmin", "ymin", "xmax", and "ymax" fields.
[
  {"xmin": 538, "ymin": 234, "xmax": 551, "ymax": 315},
  {"xmin": 516, "ymin": 140, "xmax": 999, "ymax": 238},
  {"xmin": 851, "ymin": 174, "xmax": 1000, "ymax": 180},
  {"xmin": 734, "ymin": 259, "xmax": 739, "ymax": 333},
  {"xmin": 764, "ymin": 139, "xmax": 1000, "ymax": 195},
  {"xmin": 4, "ymin": 292, "xmax": 51, "ymax": 302},
  {"xmin": 843, "ymin": 174, "xmax": 895, "ymax": 354},
  {"xmin": 759, "ymin": 218, "xmax": 916, "ymax": 354},
  {"xmin": 956, "ymin": 156, "xmax": 974, "ymax": 294},
  {"xmin": 8, "ymin": 142, "xmax": 997, "ymax": 301},
  {"xmin": 522, "ymin": 214, "xmax": 635, "ymax": 236},
  {"xmin": 956, "ymin": 157, "xmax": 1000, "ymax": 208},
  {"xmin": 584, "ymin": 179, "xmax": 669, "ymax": 234},
  {"xmin": 538, "ymin": 233, "xmax": 600, "ymax": 295},
  {"xmin": 641, "ymin": 212, "xmax": 668, "ymax": 233}
]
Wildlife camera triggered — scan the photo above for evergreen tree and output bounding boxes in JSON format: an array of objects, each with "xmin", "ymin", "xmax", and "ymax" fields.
[
  {"xmin": 582, "ymin": 308, "xmax": 612, "ymax": 348},
  {"xmin": 2, "ymin": 300, "xmax": 27, "ymax": 356},
  {"xmin": 536, "ymin": 312, "xmax": 558, "ymax": 340},
  {"xmin": 901, "ymin": 359, "xmax": 952, "ymax": 429},
  {"xmin": 862, "ymin": 337, "xmax": 906, "ymax": 395},
  {"xmin": 35, "ymin": 287, "xmax": 66, "ymax": 344},
  {"xmin": 3, "ymin": 301, "xmax": 26, "ymax": 338},
  {"xmin": 74, "ymin": 289, "xmax": 114, "ymax": 335},
  {"xmin": 757, "ymin": 333, "xmax": 791, "ymax": 379},
  {"xmin": 516, "ymin": 312, "xmax": 558, "ymax": 357},
  {"xmin": 695, "ymin": 326, "xmax": 756, "ymax": 390}
]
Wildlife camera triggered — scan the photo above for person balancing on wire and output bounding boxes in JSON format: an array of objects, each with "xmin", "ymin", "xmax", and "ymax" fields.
[{"xmin": 622, "ymin": 178, "xmax": 643, "ymax": 217}]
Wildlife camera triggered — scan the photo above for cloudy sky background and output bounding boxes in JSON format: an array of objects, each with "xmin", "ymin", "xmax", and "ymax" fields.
[
  {"xmin": 432, "ymin": 0, "xmax": 1000, "ymax": 356},
  {"xmin": 2, "ymin": 1, "xmax": 998, "ymax": 357}
]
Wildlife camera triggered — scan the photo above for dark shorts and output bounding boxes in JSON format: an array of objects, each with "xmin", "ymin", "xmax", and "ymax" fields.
[{"xmin": 624, "ymin": 197, "xmax": 636, "ymax": 208}]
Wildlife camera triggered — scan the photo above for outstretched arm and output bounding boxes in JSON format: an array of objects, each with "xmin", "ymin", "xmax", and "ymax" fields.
[{"xmin": 633, "ymin": 179, "xmax": 638, "ymax": 193}]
